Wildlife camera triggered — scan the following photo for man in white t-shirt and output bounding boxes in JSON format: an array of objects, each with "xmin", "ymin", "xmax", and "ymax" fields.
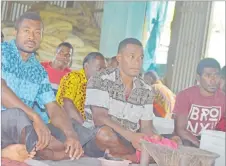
[{"xmin": 83, "ymin": 38, "xmax": 157, "ymax": 161}]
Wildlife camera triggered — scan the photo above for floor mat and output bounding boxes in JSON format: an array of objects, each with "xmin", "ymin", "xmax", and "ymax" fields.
[
  {"xmin": 41, "ymin": 157, "xmax": 101, "ymax": 166},
  {"xmin": 1, "ymin": 158, "xmax": 30, "ymax": 166},
  {"xmin": 39, "ymin": 157, "xmax": 158, "ymax": 166}
]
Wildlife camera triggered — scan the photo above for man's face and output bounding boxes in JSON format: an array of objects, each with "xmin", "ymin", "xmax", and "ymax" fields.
[
  {"xmin": 198, "ymin": 68, "xmax": 221, "ymax": 94},
  {"xmin": 16, "ymin": 19, "xmax": 43, "ymax": 53},
  {"xmin": 85, "ymin": 56, "xmax": 106, "ymax": 78},
  {"xmin": 54, "ymin": 45, "xmax": 72, "ymax": 68},
  {"xmin": 117, "ymin": 44, "xmax": 143, "ymax": 77}
]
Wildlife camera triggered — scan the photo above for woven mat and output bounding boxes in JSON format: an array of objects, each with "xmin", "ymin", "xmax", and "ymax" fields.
[{"xmin": 141, "ymin": 140, "xmax": 220, "ymax": 166}]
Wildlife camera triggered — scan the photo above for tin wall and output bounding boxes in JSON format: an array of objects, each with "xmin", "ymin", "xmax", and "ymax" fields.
[
  {"xmin": 166, "ymin": 1, "xmax": 212, "ymax": 93},
  {"xmin": 1, "ymin": 1, "xmax": 103, "ymax": 28}
]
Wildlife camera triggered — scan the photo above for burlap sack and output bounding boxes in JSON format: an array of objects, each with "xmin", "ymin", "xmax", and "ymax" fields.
[{"xmin": 141, "ymin": 140, "xmax": 219, "ymax": 166}]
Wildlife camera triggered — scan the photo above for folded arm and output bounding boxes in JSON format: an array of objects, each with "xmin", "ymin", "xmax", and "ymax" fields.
[
  {"xmin": 174, "ymin": 114, "xmax": 200, "ymax": 147},
  {"xmin": 2, "ymin": 78, "xmax": 52, "ymax": 150},
  {"xmin": 173, "ymin": 90, "xmax": 199, "ymax": 147},
  {"xmin": 1, "ymin": 78, "xmax": 38, "ymax": 121},
  {"xmin": 46, "ymin": 102, "xmax": 78, "ymax": 138},
  {"xmin": 140, "ymin": 120, "xmax": 156, "ymax": 136},
  {"xmin": 91, "ymin": 106, "xmax": 134, "ymax": 142},
  {"xmin": 56, "ymin": 73, "xmax": 84, "ymax": 124},
  {"xmin": 63, "ymin": 98, "xmax": 84, "ymax": 124}
]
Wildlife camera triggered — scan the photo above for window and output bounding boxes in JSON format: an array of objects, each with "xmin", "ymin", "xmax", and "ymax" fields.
[
  {"xmin": 206, "ymin": 1, "xmax": 225, "ymax": 67},
  {"xmin": 156, "ymin": 1, "xmax": 175, "ymax": 64}
]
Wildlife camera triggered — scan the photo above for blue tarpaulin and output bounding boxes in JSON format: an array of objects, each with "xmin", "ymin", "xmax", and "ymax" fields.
[{"xmin": 143, "ymin": 2, "xmax": 168, "ymax": 72}]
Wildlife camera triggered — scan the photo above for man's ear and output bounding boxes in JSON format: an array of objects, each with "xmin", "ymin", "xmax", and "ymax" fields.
[
  {"xmin": 196, "ymin": 74, "xmax": 201, "ymax": 84},
  {"xmin": 116, "ymin": 54, "xmax": 121, "ymax": 63},
  {"xmin": 84, "ymin": 62, "xmax": 89, "ymax": 71}
]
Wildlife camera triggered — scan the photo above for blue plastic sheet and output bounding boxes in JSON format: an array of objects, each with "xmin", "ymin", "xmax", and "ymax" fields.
[{"xmin": 143, "ymin": 2, "xmax": 168, "ymax": 72}]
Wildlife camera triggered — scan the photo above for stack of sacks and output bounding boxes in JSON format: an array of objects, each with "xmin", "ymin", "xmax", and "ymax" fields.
[
  {"xmin": 33, "ymin": 2, "xmax": 101, "ymax": 70},
  {"xmin": 2, "ymin": 2, "xmax": 101, "ymax": 70},
  {"xmin": 2, "ymin": 26, "xmax": 15, "ymax": 42}
]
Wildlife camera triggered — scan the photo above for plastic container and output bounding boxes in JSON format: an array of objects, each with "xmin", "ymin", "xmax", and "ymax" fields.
[
  {"xmin": 153, "ymin": 117, "xmax": 174, "ymax": 134},
  {"xmin": 200, "ymin": 130, "xmax": 225, "ymax": 166},
  {"xmin": 98, "ymin": 158, "xmax": 131, "ymax": 166}
]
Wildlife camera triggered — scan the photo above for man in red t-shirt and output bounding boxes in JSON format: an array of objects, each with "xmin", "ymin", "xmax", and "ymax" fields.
[
  {"xmin": 173, "ymin": 58, "xmax": 225, "ymax": 147},
  {"xmin": 34, "ymin": 42, "xmax": 73, "ymax": 123},
  {"xmin": 41, "ymin": 42, "xmax": 72, "ymax": 92}
]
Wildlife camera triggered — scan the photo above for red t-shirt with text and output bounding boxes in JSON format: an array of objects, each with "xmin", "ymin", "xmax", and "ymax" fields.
[
  {"xmin": 173, "ymin": 86, "xmax": 225, "ymax": 136},
  {"xmin": 41, "ymin": 62, "xmax": 71, "ymax": 85}
]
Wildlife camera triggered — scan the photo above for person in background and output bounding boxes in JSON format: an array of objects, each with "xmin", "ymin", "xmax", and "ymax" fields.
[
  {"xmin": 83, "ymin": 38, "xmax": 158, "ymax": 162},
  {"xmin": 2, "ymin": 31, "xmax": 4, "ymax": 42},
  {"xmin": 215, "ymin": 65, "xmax": 226, "ymax": 132},
  {"xmin": 41, "ymin": 42, "xmax": 72, "ymax": 93},
  {"xmin": 220, "ymin": 65, "xmax": 226, "ymax": 93},
  {"xmin": 106, "ymin": 56, "xmax": 118, "ymax": 68},
  {"xmin": 56, "ymin": 52, "xmax": 106, "ymax": 124},
  {"xmin": 144, "ymin": 70, "xmax": 175, "ymax": 119},
  {"xmin": 33, "ymin": 42, "xmax": 73, "ymax": 124},
  {"xmin": 173, "ymin": 58, "xmax": 225, "ymax": 147}
]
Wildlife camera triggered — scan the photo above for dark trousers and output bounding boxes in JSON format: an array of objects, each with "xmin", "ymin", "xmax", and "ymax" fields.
[{"xmin": 1, "ymin": 108, "xmax": 100, "ymax": 157}]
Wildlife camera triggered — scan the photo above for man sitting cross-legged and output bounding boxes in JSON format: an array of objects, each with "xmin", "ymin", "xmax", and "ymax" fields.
[
  {"xmin": 82, "ymin": 38, "xmax": 159, "ymax": 162},
  {"xmin": 56, "ymin": 52, "xmax": 106, "ymax": 124},
  {"xmin": 1, "ymin": 12, "xmax": 96, "ymax": 162},
  {"xmin": 173, "ymin": 58, "xmax": 225, "ymax": 147},
  {"xmin": 2, "ymin": 78, "xmax": 95, "ymax": 161}
]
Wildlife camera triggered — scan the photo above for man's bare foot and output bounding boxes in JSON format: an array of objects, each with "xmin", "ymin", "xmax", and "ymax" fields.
[
  {"xmin": 2, "ymin": 144, "xmax": 36, "ymax": 162},
  {"xmin": 37, "ymin": 136, "xmax": 70, "ymax": 160}
]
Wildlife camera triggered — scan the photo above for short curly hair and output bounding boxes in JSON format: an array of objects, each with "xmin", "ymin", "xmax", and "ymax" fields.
[
  {"xmin": 15, "ymin": 12, "xmax": 43, "ymax": 30},
  {"xmin": 83, "ymin": 52, "xmax": 104, "ymax": 67},
  {"xmin": 196, "ymin": 58, "xmax": 221, "ymax": 75}
]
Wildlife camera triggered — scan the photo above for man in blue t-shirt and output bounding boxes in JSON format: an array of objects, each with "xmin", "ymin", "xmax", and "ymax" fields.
[{"xmin": 1, "ymin": 12, "xmax": 93, "ymax": 161}]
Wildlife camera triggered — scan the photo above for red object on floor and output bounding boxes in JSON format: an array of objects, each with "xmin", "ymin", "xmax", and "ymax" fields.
[
  {"xmin": 1, "ymin": 158, "xmax": 30, "ymax": 166},
  {"xmin": 216, "ymin": 117, "xmax": 226, "ymax": 132},
  {"xmin": 136, "ymin": 136, "xmax": 178, "ymax": 163}
]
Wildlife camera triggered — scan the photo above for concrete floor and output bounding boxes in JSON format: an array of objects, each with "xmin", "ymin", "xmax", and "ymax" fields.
[{"xmin": 25, "ymin": 158, "xmax": 158, "ymax": 166}]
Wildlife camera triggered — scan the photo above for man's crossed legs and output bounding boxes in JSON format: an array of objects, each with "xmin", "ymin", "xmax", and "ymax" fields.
[
  {"xmin": 1, "ymin": 109, "xmax": 182, "ymax": 163},
  {"xmin": 1, "ymin": 108, "xmax": 96, "ymax": 161}
]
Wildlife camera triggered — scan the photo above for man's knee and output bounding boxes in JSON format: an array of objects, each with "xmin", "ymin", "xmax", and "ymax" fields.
[
  {"xmin": 2, "ymin": 108, "xmax": 31, "ymax": 128},
  {"xmin": 1, "ymin": 108, "xmax": 32, "ymax": 147},
  {"xmin": 3, "ymin": 108, "xmax": 27, "ymax": 117},
  {"xmin": 96, "ymin": 126, "xmax": 118, "ymax": 143}
]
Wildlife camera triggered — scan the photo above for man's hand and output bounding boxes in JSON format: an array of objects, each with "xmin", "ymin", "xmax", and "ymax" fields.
[
  {"xmin": 46, "ymin": 102, "xmax": 84, "ymax": 159},
  {"xmin": 32, "ymin": 116, "xmax": 51, "ymax": 151},
  {"xmin": 190, "ymin": 138, "xmax": 200, "ymax": 147},
  {"xmin": 63, "ymin": 98, "xmax": 84, "ymax": 125},
  {"xmin": 130, "ymin": 133, "xmax": 147, "ymax": 151},
  {"xmin": 130, "ymin": 133, "xmax": 163, "ymax": 151},
  {"xmin": 64, "ymin": 136, "xmax": 84, "ymax": 160},
  {"xmin": 175, "ymin": 114, "xmax": 200, "ymax": 147}
]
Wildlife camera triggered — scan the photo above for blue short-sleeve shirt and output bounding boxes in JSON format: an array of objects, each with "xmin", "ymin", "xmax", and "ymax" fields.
[{"xmin": 1, "ymin": 40, "xmax": 55, "ymax": 122}]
